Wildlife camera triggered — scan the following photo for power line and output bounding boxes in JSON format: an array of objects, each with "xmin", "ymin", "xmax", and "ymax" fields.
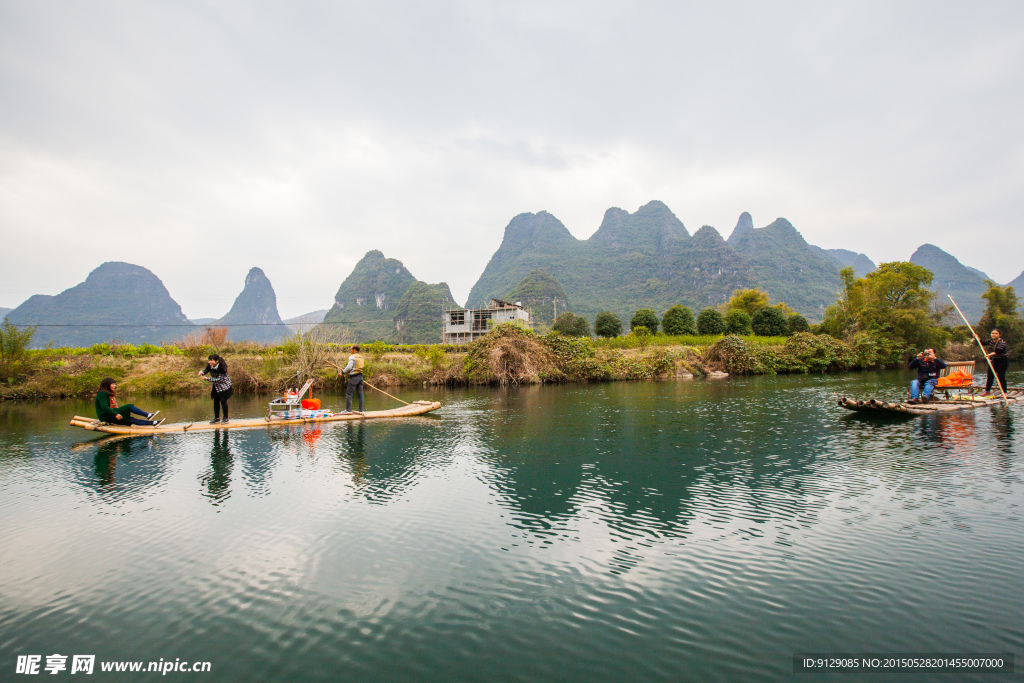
[{"xmin": 5, "ymin": 319, "xmax": 449, "ymax": 328}]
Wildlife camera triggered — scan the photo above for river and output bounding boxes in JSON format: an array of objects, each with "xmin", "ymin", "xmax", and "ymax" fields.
[{"xmin": 1, "ymin": 371, "xmax": 1021, "ymax": 681}]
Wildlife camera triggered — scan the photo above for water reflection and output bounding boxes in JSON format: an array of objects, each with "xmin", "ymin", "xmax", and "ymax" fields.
[
  {"xmin": 476, "ymin": 382, "xmax": 830, "ymax": 563},
  {"xmin": 198, "ymin": 431, "xmax": 233, "ymax": 506},
  {"xmin": 340, "ymin": 422, "xmax": 368, "ymax": 485},
  {"xmin": 77, "ymin": 435, "xmax": 167, "ymax": 503},
  {"xmin": 992, "ymin": 409, "xmax": 1014, "ymax": 456},
  {"xmin": 1, "ymin": 373, "xmax": 1022, "ymax": 683},
  {"xmin": 915, "ymin": 411, "xmax": 977, "ymax": 452}
]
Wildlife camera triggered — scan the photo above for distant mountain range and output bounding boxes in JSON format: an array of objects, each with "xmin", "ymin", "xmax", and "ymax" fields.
[
  {"xmin": 466, "ymin": 201, "xmax": 877, "ymax": 322},
  {"xmin": 3, "ymin": 201, "xmax": 1018, "ymax": 346},
  {"xmin": 506, "ymin": 269, "xmax": 572, "ymax": 327},
  {"xmin": 284, "ymin": 309, "xmax": 328, "ymax": 334},
  {"xmin": 6, "ymin": 262, "xmax": 193, "ymax": 347},
  {"xmin": 7, "ymin": 263, "xmax": 300, "ymax": 347},
  {"xmin": 1010, "ymin": 271, "xmax": 1024, "ymax": 292},
  {"xmin": 320, "ymin": 250, "xmax": 457, "ymax": 344},
  {"xmin": 213, "ymin": 267, "xmax": 290, "ymax": 343},
  {"xmin": 909, "ymin": 244, "xmax": 990, "ymax": 322}
]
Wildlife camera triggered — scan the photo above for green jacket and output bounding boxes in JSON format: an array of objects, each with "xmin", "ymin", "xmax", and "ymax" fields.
[{"xmin": 95, "ymin": 390, "xmax": 133, "ymax": 424}]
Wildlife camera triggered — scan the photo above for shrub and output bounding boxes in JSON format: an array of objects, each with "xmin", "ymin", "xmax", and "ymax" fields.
[
  {"xmin": 661, "ymin": 305, "xmax": 697, "ymax": 335},
  {"xmin": 463, "ymin": 323, "xmax": 556, "ymax": 385},
  {"xmin": 552, "ymin": 312, "xmax": 591, "ymax": 337},
  {"xmin": 752, "ymin": 307, "xmax": 790, "ymax": 336},
  {"xmin": 696, "ymin": 308, "xmax": 725, "ymax": 335},
  {"xmin": 702, "ymin": 335, "xmax": 775, "ymax": 374},
  {"xmin": 362, "ymin": 341, "xmax": 391, "ymax": 360},
  {"xmin": 788, "ymin": 313, "xmax": 810, "ymax": 333},
  {"xmin": 542, "ymin": 333, "xmax": 602, "ymax": 381},
  {"xmin": 0, "ymin": 319, "xmax": 35, "ymax": 381},
  {"xmin": 777, "ymin": 332, "xmax": 857, "ymax": 373},
  {"xmin": 724, "ymin": 309, "xmax": 752, "ymax": 335},
  {"xmin": 630, "ymin": 308, "xmax": 659, "ymax": 333},
  {"xmin": 594, "ymin": 311, "xmax": 623, "ymax": 338}
]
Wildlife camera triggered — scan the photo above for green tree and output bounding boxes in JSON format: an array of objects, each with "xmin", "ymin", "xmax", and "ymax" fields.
[
  {"xmin": 726, "ymin": 288, "xmax": 770, "ymax": 317},
  {"xmin": 0, "ymin": 318, "xmax": 36, "ymax": 381},
  {"xmin": 752, "ymin": 307, "xmax": 790, "ymax": 336},
  {"xmin": 788, "ymin": 313, "xmax": 810, "ymax": 333},
  {"xmin": 821, "ymin": 263, "xmax": 946, "ymax": 359},
  {"xmin": 696, "ymin": 308, "xmax": 725, "ymax": 335},
  {"xmin": 630, "ymin": 308, "xmax": 659, "ymax": 333},
  {"xmin": 661, "ymin": 305, "xmax": 697, "ymax": 335},
  {"xmin": 594, "ymin": 311, "xmax": 623, "ymax": 338},
  {"xmin": 977, "ymin": 281, "xmax": 1023, "ymax": 361},
  {"xmin": 724, "ymin": 309, "xmax": 752, "ymax": 335},
  {"xmin": 552, "ymin": 312, "xmax": 591, "ymax": 337}
]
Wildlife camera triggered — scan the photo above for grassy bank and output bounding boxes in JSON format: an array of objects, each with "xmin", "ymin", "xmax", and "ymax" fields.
[{"xmin": 0, "ymin": 325, "xmax": 982, "ymax": 402}]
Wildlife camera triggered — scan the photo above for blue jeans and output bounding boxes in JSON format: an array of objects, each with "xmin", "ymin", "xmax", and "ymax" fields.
[
  {"xmin": 910, "ymin": 378, "xmax": 937, "ymax": 399},
  {"xmin": 125, "ymin": 405, "xmax": 155, "ymax": 426}
]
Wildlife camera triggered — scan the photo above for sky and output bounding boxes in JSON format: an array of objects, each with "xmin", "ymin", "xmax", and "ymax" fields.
[{"xmin": 1, "ymin": 1, "xmax": 1022, "ymax": 319}]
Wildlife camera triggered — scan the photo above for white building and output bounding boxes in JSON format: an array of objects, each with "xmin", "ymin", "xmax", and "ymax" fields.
[{"xmin": 442, "ymin": 299, "xmax": 532, "ymax": 344}]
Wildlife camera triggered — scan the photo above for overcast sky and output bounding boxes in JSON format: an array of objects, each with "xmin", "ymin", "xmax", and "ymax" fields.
[{"xmin": 1, "ymin": 1, "xmax": 1022, "ymax": 319}]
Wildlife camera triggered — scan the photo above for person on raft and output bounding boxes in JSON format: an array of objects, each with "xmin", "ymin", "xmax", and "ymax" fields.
[
  {"xmin": 95, "ymin": 378, "xmax": 164, "ymax": 426},
  {"xmin": 337, "ymin": 344, "xmax": 365, "ymax": 414},
  {"xmin": 907, "ymin": 348, "xmax": 947, "ymax": 404},
  {"xmin": 982, "ymin": 328, "xmax": 1009, "ymax": 396},
  {"xmin": 198, "ymin": 353, "xmax": 233, "ymax": 424}
]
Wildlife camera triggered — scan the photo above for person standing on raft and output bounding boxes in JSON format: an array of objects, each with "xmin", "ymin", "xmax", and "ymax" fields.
[
  {"xmin": 907, "ymin": 348, "xmax": 947, "ymax": 404},
  {"xmin": 982, "ymin": 329, "xmax": 1009, "ymax": 396},
  {"xmin": 95, "ymin": 378, "xmax": 164, "ymax": 426},
  {"xmin": 198, "ymin": 354, "xmax": 233, "ymax": 424},
  {"xmin": 337, "ymin": 344, "xmax": 365, "ymax": 414}
]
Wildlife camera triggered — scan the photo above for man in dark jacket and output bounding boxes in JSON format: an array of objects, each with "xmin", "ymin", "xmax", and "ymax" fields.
[{"xmin": 908, "ymin": 348, "xmax": 947, "ymax": 403}]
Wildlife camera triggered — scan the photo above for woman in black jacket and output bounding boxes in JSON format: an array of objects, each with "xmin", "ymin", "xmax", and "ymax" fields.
[
  {"xmin": 198, "ymin": 354, "xmax": 233, "ymax": 424},
  {"xmin": 983, "ymin": 329, "xmax": 1009, "ymax": 396}
]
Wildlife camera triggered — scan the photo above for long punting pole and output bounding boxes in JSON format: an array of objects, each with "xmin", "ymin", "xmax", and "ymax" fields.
[
  {"xmin": 324, "ymin": 360, "xmax": 411, "ymax": 406},
  {"xmin": 948, "ymin": 295, "xmax": 1009, "ymax": 406}
]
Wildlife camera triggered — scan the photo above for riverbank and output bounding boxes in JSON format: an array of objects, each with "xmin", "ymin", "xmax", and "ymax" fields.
[{"xmin": 0, "ymin": 325, "xmax": 981, "ymax": 401}]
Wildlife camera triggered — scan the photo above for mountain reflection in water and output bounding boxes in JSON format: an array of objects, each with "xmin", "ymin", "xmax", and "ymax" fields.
[{"xmin": 0, "ymin": 372, "xmax": 1021, "ymax": 682}]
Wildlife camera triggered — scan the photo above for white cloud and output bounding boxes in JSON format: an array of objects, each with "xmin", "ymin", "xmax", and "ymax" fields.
[{"xmin": 1, "ymin": 1, "xmax": 1022, "ymax": 317}]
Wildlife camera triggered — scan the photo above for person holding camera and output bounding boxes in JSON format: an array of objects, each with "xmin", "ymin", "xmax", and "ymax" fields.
[{"xmin": 907, "ymin": 348, "xmax": 947, "ymax": 404}]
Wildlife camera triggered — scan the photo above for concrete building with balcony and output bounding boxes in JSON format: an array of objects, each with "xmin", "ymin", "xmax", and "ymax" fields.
[{"xmin": 442, "ymin": 299, "xmax": 531, "ymax": 344}]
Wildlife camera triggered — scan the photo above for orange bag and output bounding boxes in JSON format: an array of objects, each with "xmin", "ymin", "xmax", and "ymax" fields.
[
  {"xmin": 301, "ymin": 398, "xmax": 322, "ymax": 410},
  {"xmin": 936, "ymin": 370, "xmax": 973, "ymax": 388}
]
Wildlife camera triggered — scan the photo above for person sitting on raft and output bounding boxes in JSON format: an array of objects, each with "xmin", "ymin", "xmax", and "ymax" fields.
[
  {"xmin": 907, "ymin": 348, "xmax": 947, "ymax": 404},
  {"xmin": 337, "ymin": 344, "xmax": 365, "ymax": 414},
  {"xmin": 95, "ymin": 378, "xmax": 164, "ymax": 426},
  {"xmin": 981, "ymin": 328, "xmax": 1009, "ymax": 396}
]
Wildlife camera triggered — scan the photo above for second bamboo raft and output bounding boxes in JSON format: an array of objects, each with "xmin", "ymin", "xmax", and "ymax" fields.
[{"xmin": 837, "ymin": 388, "xmax": 1024, "ymax": 415}]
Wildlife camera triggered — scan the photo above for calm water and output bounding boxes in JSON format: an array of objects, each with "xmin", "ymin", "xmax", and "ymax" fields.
[{"xmin": 1, "ymin": 371, "xmax": 1022, "ymax": 682}]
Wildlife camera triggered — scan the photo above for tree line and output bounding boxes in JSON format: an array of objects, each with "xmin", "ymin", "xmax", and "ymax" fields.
[
  {"xmin": 551, "ymin": 288, "xmax": 810, "ymax": 339},
  {"xmin": 550, "ymin": 261, "xmax": 1023, "ymax": 363}
]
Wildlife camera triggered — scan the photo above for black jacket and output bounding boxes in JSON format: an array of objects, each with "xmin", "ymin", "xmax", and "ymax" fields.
[
  {"xmin": 985, "ymin": 338, "xmax": 1008, "ymax": 360},
  {"xmin": 909, "ymin": 357, "xmax": 947, "ymax": 383}
]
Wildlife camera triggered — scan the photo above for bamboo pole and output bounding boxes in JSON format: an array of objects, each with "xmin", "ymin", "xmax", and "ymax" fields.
[
  {"xmin": 325, "ymin": 360, "xmax": 411, "ymax": 406},
  {"xmin": 948, "ymin": 295, "xmax": 1008, "ymax": 405}
]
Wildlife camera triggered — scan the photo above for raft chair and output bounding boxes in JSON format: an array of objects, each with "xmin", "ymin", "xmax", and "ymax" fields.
[
  {"xmin": 268, "ymin": 378, "xmax": 317, "ymax": 418},
  {"xmin": 934, "ymin": 361, "xmax": 976, "ymax": 400}
]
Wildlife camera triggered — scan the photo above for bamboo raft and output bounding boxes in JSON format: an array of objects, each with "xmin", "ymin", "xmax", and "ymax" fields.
[
  {"xmin": 69, "ymin": 400, "xmax": 442, "ymax": 435},
  {"xmin": 838, "ymin": 388, "xmax": 1024, "ymax": 415}
]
